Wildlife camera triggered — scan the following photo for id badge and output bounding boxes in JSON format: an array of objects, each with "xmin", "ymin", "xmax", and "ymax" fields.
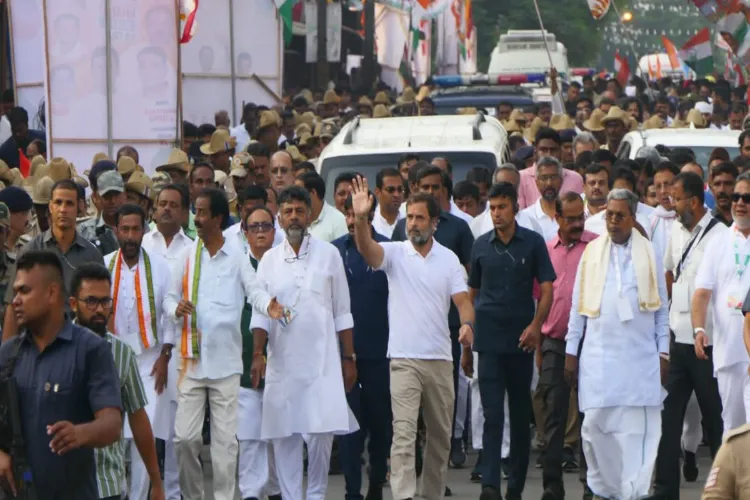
[
  {"xmin": 726, "ymin": 286, "xmax": 746, "ymax": 311},
  {"xmin": 277, "ymin": 306, "xmax": 297, "ymax": 329},
  {"xmin": 671, "ymin": 282, "xmax": 690, "ymax": 313},
  {"xmin": 617, "ymin": 295, "xmax": 634, "ymax": 322}
]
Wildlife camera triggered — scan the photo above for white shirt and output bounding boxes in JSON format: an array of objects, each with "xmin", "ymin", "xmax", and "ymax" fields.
[
  {"xmin": 450, "ymin": 200, "xmax": 474, "ymax": 224},
  {"xmin": 309, "ymin": 202, "xmax": 348, "ymax": 243},
  {"xmin": 372, "ymin": 209, "xmax": 403, "ymax": 239},
  {"xmin": 142, "ymin": 227, "xmax": 194, "ymax": 280},
  {"xmin": 694, "ymin": 225, "xmax": 750, "ymax": 372},
  {"xmin": 224, "ymin": 220, "xmax": 284, "ymax": 251},
  {"xmin": 664, "ymin": 212, "xmax": 726, "ymax": 345},
  {"xmin": 0, "ymin": 115, "xmax": 11, "ymax": 146},
  {"xmin": 519, "ymin": 199, "xmax": 559, "ymax": 242},
  {"xmin": 377, "ymin": 239, "xmax": 467, "ymax": 360},
  {"xmin": 648, "ymin": 207, "xmax": 677, "ymax": 261},
  {"xmin": 584, "ymin": 202, "xmax": 654, "ymax": 236},
  {"xmin": 566, "ymin": 238, "xmax": 670, "ymax": 410},
  {"xmin": 230, "ymin": 124, "xmax": 252, "ymax": 153},
  {"xmin": 470, "ymin": 209, "xmax": 544, "ymax": 239},
  {"xmin": 250, "ymin": 236, "xmax": 357, "ymax": 438},
  {"xmin": 168, "ymin": 238, "xmax": 272, "ymax": 380}
]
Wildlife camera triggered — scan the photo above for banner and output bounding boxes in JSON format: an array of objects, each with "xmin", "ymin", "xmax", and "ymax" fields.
[
  {"xmin": 182, "ymin": 0, "xmax": 283, "ymax": 127},
  {"xmin": 305, "ymin": 1, "xmax": 342, "ymax": 63},
  {"xmin": 43, "ymin": 0, "xmax": 179, "ymax": 174},
  {"xmin": 8, "ymin": 0, "xmax": 45, "ymax": 128},
  {"xmin": 411, "ymin": 19, "xmax": 431, "ymax": 85},
  {"xmin": 375, "ymin": 3, "xmax": 410, "ymax": 90},
  {"xmin": 435, "ymin": 5, "xmax": 458, "ymax": 75}
]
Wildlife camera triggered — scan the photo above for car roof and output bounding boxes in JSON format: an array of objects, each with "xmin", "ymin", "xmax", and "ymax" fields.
[
  {"xmin": 626, "ymin": 129, "xmax": 740, "ymax": 148},
  {"xmin": 431, "ymin": 86, "xmax": 535, "ymax": 113}
]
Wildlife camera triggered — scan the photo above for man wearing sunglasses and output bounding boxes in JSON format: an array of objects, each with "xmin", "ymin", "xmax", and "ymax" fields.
[{"xmin": 372, "ymin": 167, "xmax": 405, "ymax": 238}]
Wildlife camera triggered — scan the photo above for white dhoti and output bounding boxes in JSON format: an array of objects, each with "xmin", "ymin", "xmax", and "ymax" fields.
[
  {"xmin": 681, "ymin": 393, "xmax": 702, "ymax": 453},
  {"xmin": 453, "ymin": 368, "xmax": 470, "ymax": 439},
  {"xmin": 238, "ymin": 387, "xmax": 277, "ymax": 499},
  {"xmin": 716, "ymin": 362, "xmax": 750, "ymax": 434},
  {"xmin": 582, "ymin": 406, "xmax": 661, "ymax": 500},
  {"xmin": 471, "ymin": 353, "xmax": 483, "ymax": 450}
]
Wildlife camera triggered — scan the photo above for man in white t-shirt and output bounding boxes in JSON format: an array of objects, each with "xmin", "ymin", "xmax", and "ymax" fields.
[{"xmin": 351, "ymin": 178, "xmax": 475, "ymax": 500}]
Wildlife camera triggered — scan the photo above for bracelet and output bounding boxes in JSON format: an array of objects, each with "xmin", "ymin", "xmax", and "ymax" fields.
[
  {"xmin": 253, "ymin": 352, "xmax": 265, "ymax": 358},
  {"xmin": 463, "ymin": 322, "xmax": 474, "ymax": 332},
  {"xmin": 659, "ymin": 353, "xmax": 670, "ymax": 361}
]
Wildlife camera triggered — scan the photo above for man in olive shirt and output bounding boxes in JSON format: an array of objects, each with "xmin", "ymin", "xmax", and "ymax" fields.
[{"xmin": 3, "ymin": 179, "xmax": 102, "ymax": 341}]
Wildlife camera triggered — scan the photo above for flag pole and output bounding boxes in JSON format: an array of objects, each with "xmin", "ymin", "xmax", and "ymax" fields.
[{"xmin": 530, "ymin": 0, "xmax": 566, "ymax": 108}]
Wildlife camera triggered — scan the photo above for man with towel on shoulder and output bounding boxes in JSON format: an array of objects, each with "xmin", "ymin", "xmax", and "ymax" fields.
[{"xmin": 564, "ymin": 188, "xmax": 670, "ymax": 500}]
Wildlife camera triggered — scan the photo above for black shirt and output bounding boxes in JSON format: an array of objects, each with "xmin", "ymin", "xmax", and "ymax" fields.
[
  {"xmin": 0, "ymin": 321, "xmax": 122, "ymax": 500},
  {"xmin": 468, "ymin": 224, "xmax": 556, "ymax": 353},
  {"xmin": 711, "ymin": 207, "xmax": 732, "ymax": 227},
  {"xmin": 0, "ymin": 130, "xmax": 45, "ymax": 169},
  {"xmin": 391, "ymin": 211, "xmax": 474, "ymax": 329}
]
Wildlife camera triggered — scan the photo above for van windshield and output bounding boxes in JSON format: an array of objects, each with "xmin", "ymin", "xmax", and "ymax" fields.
[{"xmin": 319, "ymin": 151, "xmax": 498, "ymax": 205}]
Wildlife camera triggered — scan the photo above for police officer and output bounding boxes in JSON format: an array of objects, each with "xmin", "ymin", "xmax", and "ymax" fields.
[
  {"xmin": 78, "ymin": 162, "xmax": 123, "ymax": 256},
  {"xmin": 0, "ymin": 187, "xmax": 33, "ymax": 268},
  {"xmin": 702, "ymin": 424, "xmax": 750, "ymax": 499},
  {"xmin": 0, "ymin": 250, "xmax": 122, "ymax": 499}
]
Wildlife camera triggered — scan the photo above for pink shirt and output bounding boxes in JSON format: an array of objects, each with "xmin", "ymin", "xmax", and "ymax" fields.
[
  {"xmin": 541, "ymin": 230, "xmax": 597, "ymax": 340},
  {"xmin": 518, "ymin": 164, "xmax": 584, "ymax": 210}
]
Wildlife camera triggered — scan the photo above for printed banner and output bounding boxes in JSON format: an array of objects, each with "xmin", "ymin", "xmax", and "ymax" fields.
[
  {"xmin": 305, "ymin": 1, "xmax": 343, "ymax": 63},
  {"xmin": 9, "ymin": 0, "xmax": 45, "ymax": 123}
]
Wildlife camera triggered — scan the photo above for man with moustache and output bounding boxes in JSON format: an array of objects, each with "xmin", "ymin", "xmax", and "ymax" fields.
[
  {"xmin": 333, "ymin": 193, "xmax": 391, "ymax": 500},
  {"xmin": 250, "ymin": 185, "xmax": 357, "ymax": 499},
  {"xmin": 80, "ymin": 167, "xmax": 126, "ymax": 256},
  {"xmin": 710, "ymin": 162, "xmax": 739, "ymax": 226},
  {"xmin": 143, "ymin": 184, "xmax": 194, "ymax": 274},
  {"xmin": 224, "ymin": 186, "xmax": 284, "ymax": 251},
  {"xmin": 373, "ymin": 167, "xmax": 405, "ymax": 238},
  {"xmin": 582, "ymin": 164, "xmax": 610, "ymax": 218},
  {"xmin": 69, "ymin": 263, "xmax": 165, "ymax": 500},
  {"xmin": 692, "ymin": 172, "xmax": 750, "ymax": 433},
  {"xmin": 650, "ymin": 172, "xmax": 725, "ymax": 499},
  {"xmin": 350, "ymin": 178, "xmax": 475, "ymax": 500},
  {"xmin": 270, "ymin": 150, "xmax": 296, "ymax": 192},
  {"xmin": 538, "ymin": 192, "xmax": 596, "ymax": 500},
  {"xmin": 649, "ymin": 162, "xmax": 680, "ymax": 260},
  {"xmin": 238, "ymin": 205, "xmax": 282, "ymax": 500},
  {"xmin": 168, "ymin": 188, "xmax": 284, "ymax": 500},
  {"xmin": 519, "ymin": 157, "xmax": 562, "ymax": 241},
  {"xmin": 103, "ymin": 204, "xmax": 177, "ymax": 500}
]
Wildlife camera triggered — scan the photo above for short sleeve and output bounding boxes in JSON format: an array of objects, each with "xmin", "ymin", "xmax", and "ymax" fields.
[
  {"xmin": 532, "ymin": 234, "xmax": 557, "ymax": 284},
  {"xmin": 467, "ymin": 240, "xmax": 483, "ymax": 290},
  {"xmin": 376, "ymin": 241, "xmax": 400, "ymax": 272},
  {"xmin": 694, "ymin": 235, "xmax": 720, "ymax": 291},
  {"xmin": 121, "ymin": 348, "xmax": 148, "ymax": 414},
  {"xmin": 85, "ymin": 337, "xmax": 123, "ymax": 413},
  {"xmin": 702, "ymin": 442, "xmax": 736, "ymax": 500},
  {"xmin": 449, "ymin": 252, "xmax": 468, "ymax": 296}
]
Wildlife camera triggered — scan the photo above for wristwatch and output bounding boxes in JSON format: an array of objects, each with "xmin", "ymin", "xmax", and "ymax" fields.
[
  {"xmin": 342, "ymin": 354, "xmax": 357, "ymax": 362},
  {"xmin": 693, "ymin": 327, "xmax": 706, "ymax": 340}
]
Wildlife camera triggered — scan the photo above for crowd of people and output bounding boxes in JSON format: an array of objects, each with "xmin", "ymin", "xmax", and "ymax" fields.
[{"xmin": 0, "ymin": 71, "xmax": 749, "ymax": 500}]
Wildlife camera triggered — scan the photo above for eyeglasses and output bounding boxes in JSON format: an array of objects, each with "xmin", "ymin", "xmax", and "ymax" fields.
[
  {"xmin": 731, "ymin": 193, "xmax": 750, "ymax": 204},
  {"xmin": 271, "ymin": 167, "xmax": 290, "ymax": 176},
  {"xmin": 560, "ymin": 214, "xmax": 585, "ymax": 224},
  {"xmin": 247, "ymin": 222, "xmax": 274, "ymax": 233},
  {"xmin": 669, "ymin": 195, "xmax": 695, "ymax": 204},
  {"xmin": 537, "ymin": 174, "xmax": 560, "ymax": 183},
  {"xmin": 383, "ymin": 186, "xmax": 404, "ymax": 194},
  {"xmin": 605, "ymin": 211, "xmax": 628, "ymax": 223},
  {"xmin": 77, "ymin": 296, "xmax": 113, "ymax": 311}
]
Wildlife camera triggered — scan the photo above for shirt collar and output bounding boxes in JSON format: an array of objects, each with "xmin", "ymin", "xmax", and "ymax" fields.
[
  {"xmin": 283, "ymin": 234, "xmax": 311, "ymax": 258},
  {"xmin": 43, "ymin": 229, "xmax": 88, "ymax": 250},
  {"xmin": 406, "ymin": 238, "xmax": 435, "ymax": 257},
  {"xmin": 312, "ymin": 202, "xmax": 332, "ymax": 227},
  {"xmin": 551, "ymin": 230, "xmax": 595, "ymax": 248},
  {"xmin": 489, "ymin": 221, "xmax": 524, "ymax": 242},
  {"xmin": 23, "ymin": 319, "xmax": 74, "ymax": 344}
]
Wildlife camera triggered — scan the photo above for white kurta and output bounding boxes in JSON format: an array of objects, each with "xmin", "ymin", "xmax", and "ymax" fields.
[
  {"xmin": 250, "ymin": 236, "xmax": 358, "ymax": 439},
  {"xmin": 647, "ymin": 207, "xmax": 676, "ymax": 261},
  {"xmin": 103, "ymin": 249, "xmax": 176, "ymax": 440}
]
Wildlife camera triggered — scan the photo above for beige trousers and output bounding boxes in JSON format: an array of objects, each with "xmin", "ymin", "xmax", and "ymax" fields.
[
  {"xmin": 390, "ymin": 358, "xmax": 454, "ymax": 500},
  {"xmin": 174, "ymin": 374, "xmax": 240, "ymax": 500}
]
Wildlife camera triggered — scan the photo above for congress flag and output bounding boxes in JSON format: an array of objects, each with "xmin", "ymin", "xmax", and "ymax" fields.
[{"xmin": 587, "ymin": 0, "xmax": 611, "ymax": 20}]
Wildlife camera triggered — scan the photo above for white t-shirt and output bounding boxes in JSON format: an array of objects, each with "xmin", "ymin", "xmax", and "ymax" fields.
[{"xmin": 378, "ymin": 239, "xmax": 467, "ymax": 360}]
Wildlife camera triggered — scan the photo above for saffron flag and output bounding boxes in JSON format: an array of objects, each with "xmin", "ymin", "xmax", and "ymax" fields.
[
  {"xmin": 180, "ymin": 0, "xmax": 198, "ymax": 44},
  {"xmin": 661, "ymin": 35, "xmax": 680, "ymax": 69},
  {"xmin": 614, "ymin": 49, "xmax": 630, "ymax": 87},
  {"xmin": 587, "ymin": 0, "xmax": 611, "ymax": 20},
  {"xmin": 18, "ymin": 149, "xmax": 29, "ymax": 178}
]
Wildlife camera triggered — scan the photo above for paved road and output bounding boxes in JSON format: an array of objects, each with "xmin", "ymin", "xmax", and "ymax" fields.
[{"xmin": 202, "ymin": 448, "xmax": 710, "ymax": 499}]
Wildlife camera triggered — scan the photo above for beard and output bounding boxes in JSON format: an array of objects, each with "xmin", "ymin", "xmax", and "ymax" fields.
[
  {"xmin": 120, "ymin": 240, "xmax": 141, "ymax": 260},
  {"xmin": 678, "ymin": 207, "xmax": 695, "ymax": 229},
  {"xmin": 542, "ymin": 189, "xmax": 558, "ymax": 202},
  {"xmin": 734, "ymin": 214, "xmax": 750, "ymax": 229},
  {"xmin": 408, "ymin": 226, "xmax": 433, "ymax": 246},
  {"xmin": 285, "ymin": 224, "xmax": 306, "ymax": 244},
  {"xmin": 78, "ymin": 315, "xmax": 108, "ymax": 336}
]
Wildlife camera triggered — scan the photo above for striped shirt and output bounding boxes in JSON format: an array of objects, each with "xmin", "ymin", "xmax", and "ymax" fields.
[{"xmin": 95, "ymin": 332, "xmax": 148, "ymax": 498}]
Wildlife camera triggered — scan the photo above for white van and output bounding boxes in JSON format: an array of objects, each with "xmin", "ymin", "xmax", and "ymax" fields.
[
  {"xmin": 488, "ymin": 30, "xmax": 569, "ymax": 77},
  {"xmin": 317, "ymin": 114, "xmax": 509, "ymax": 204}
]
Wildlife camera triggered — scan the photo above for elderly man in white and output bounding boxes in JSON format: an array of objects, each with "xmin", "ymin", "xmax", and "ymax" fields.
[
  {"xmin": 565, "ymin": 188, "xmax": 669, "ymax": 500},
  {"xmin": 249, "ymin": 185, "xmax": 358, "ymax": 500}
]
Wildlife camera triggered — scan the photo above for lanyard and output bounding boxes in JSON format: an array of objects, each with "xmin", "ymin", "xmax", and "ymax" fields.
[
  {"xmin": 734, "ymin": 229, "xmax": 750, "ymax": 279},
  {"xmin": 676, "ymin": 219, "xmax": 716, "ymax": 281}
]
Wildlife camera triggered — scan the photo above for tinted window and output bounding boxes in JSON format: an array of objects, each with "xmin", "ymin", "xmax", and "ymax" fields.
[{"xmin": 319, "ymin": 151, "xmax": 497, "ymax": 205}]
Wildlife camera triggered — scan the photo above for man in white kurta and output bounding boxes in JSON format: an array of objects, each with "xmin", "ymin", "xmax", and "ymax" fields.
[
  {"xmin": 104, "ymin": 207, "xmax": 176, "ymax": 500},
  {"xmin": 566, "ymin": 189, "xmax": 669, "ymax": 500}
]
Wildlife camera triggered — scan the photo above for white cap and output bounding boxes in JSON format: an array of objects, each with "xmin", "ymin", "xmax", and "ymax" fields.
[{"xmin": 694, "ymin": 101, "xmax": 713, "ymax": 114}]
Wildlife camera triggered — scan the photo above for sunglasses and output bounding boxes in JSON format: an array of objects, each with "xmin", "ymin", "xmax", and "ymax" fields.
[
  {"xmin": 731, "ymin": 193, "xmax": 750, "ymax": 204},
  {"xmin": 247, "ymin": 222, "xmax": 274, "ymax": 233}
]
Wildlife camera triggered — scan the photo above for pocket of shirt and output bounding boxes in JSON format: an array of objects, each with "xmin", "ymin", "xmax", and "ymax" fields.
[
  {"xmin": 307, "ymin": 271, "xmax": 332, "ymax": 307},
  {"xmin": 40, "ymin": 384, "xmax": 74, "ymax": 425}
]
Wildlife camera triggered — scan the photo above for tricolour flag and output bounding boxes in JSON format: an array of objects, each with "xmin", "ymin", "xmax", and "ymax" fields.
[
  {"xmin": 587, "ymin": 0, "xmax": 610, "ymax": 20},
  {"xmin": 661, "ymin": 35, "xmax": 681, "ymax": 69},
  {"xmin": 679, "ymin": 28, "xmax": 714, "ymax": 75},
  {"xmin": 614, "ymin": 50, "xmax": 630, "ymax": 87},
  {"xmin": 180, "ymin": 0, "xmax": 198, "ymax": 44},
  {"xmin": 274, "ymin": 0, "xmax": 299, "ymax": 46}
]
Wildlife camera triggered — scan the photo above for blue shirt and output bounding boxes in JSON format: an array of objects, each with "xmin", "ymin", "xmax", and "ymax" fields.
[
  {"xmin": 468, "ymin": 224, "xmax": 556, "ymax": 353},
  {"xmin": 332, "ymin": 230, "xmax": 390, "ymax": 359},
  {"xmin": 391, "ymin": 211, "xmax": 474, "ymax": 329},
  {"xmin": 0, "ymin": 321, "xmax": 122, "ymax": 500}
]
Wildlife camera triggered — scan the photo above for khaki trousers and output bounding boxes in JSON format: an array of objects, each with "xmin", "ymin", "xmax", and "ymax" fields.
[
  {"xmin": 390, "ymin": 358, "xmax": 454, "ymax": 500},
  {"xmin": 533, "ymin": 382, "xmax": 580, "ymax": 449},
  {"xmin": 174, "ymin": 374, "xmax": 239, "ymax": 500}
]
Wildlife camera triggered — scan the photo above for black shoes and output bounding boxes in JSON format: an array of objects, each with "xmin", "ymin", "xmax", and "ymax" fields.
[
  {"xmin": 365, "ymin": 484, "xmax": 383, "ymax": 500},
  {"xmin": 562, "ymin": 447, "xmax": 579, "ymax": 472},
  {"xmin": 541, "ymin": 487, "xmax": 563, "ymax": 500},
  {"xmin": 683, "ymin": 450, "xmax": 699, "ymax": 482},
  {"xmin": 445, "ymin": 486, "xmax": 453, "ymax": 497},
  {"xmin": 479, "ymin": 486, "xmax": 501, "ymax": 500},
  {"xmin": 501, "ymin": 457, "xmax": 510, "ymax": 479},
  {"xmin": 450, "ymin": 438, "xmax": 467, "ymax": 468},
  {"xmin": 471, "ymin": 450, "xmax": 483, "ymax": 482}
]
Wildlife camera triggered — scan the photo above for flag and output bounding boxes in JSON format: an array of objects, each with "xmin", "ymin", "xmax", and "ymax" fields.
[
  {"xmin": 614, "ymin": 50, "xmax": 630, "ymax": 87},
  {"xmin": 18, "ymin": 150, "xmax": 29, "ymax": 178},
  {"xmin": 718, "ymin": 11, "xmax": 750, "ymax": 58},
  {"xmin": 679, "ymin": 28, "xmax": 714, "ymax": 75},
  {"xmin": 274, "ymin": 0, "xmax": 298, "ymax": 46},
  {"xmin": 661, "ymin": 35, "xmax": 681, "ymax": 69},
  {"xmin": 179, "ymin": 0, "xmax": 198, "ymax": 44},
  {"xmin": 691, "ymin": 0, "xmax": 744, "ymax": 23},
  {"xmin": 587, "ymin": 0, "xmax": 611, "ymax": 20}
]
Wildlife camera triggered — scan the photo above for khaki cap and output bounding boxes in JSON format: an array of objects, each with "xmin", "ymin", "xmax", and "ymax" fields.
[
  {"xmin": 0, "ymin": 160, "xmax": 13, "ymax": 185},
  {"xmin": 30, "ymin": 155, "xmax": 47, "ymax": 178},
  {"xmin": 294, "ymin": 123, "xmax": 312, "ymax": 137},
  {"xmin": 117, "ymin": 156, "xmax": 138, "ymax": 176},
  {"xmin": 416, "ymin": 86, "xmax": 431, "ymax": 102},
  {"xmin": 286, "ymin": 145, "xmax": 306, "ymax": 163},
  {"xmin": 397, "ymin": 87, "xmax": 416, "ymax": 105},
  {"xmin": 373, "ymin": 91, "xmax": 390, "ymax": 106},
  {"xmin": 296, "ymin": 111, "xmax": 316, "ymax": 128},
  {"xmin": 214, "ymin": 170, "xmax": 228, "ymax": 188},
  {"xmin": 91, "ymin": 152, "xmax": 109, "ymax": 166},
  {"xmin": 156, "ymin": 148, "xmax": 191, "ymax": 173},
  {"xmin": 600, "ymin": 106, "xmax": 629, "ymax": 127},
  {"xmin": 46, "ymin": 157, "xmax": 73, "ymax": 182},
  {"xmin": 358, "ymin": 96, "xmax": 373, "ymax": 109},
  {"xmin": 525, "ymin": 116, "xmax": 544, "ymax": 143},
  {"xmin": 372, "ymin": 104, "xmax": 391, "ymax": 119},
  {"xmin": 32, "ymin": 176, "xmax": 54, "ymax": 205},
  {"xmin": 200, "ymin": 129, "xmax": 237, "ymax": 155},
  {"xmin": 126, "ymin": 171, "xmax": 155, "ymax": 201},
  {"xmin": 323, "ymin": 89, "xmax": 340, "ymax": 105},
  {"xmin": 583, "ymin": 108, "xmax": 606, "ymax": 132},
  {"xmin": 257, "ymin": 110, "xmax": 280, "ymax": 131},
  {"xmin": 549, "ymin": 114, "xmax": 576, "ymax": 131},
  {"xmin": 232, "ymin": 152, "xmax": 253, "ymax": 168},
  {"xmin": 297, "ymin": 132, "xmax": 318, "ymax": 148},
  {"xmin": 686, "ymin": 108, "xmax": 707, "ymax": 128},
  {"xmin": 457, "ymin": 107, "xmax": 478, "ymax": 115},
  {"xmin": 9, "ymin": 169, "xmax": 23, "ymax": 187},
  {"xmin": 74, "ymin": 175, "xmax": 89, "ymax": 188}
]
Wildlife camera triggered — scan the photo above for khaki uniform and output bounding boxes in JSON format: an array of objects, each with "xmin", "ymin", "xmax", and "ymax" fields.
[
  {"xmin": 5, "ymin": 234, "xmax": 31, "ymax": 268},
  {"xmin": 702, "ymin": 423, "xmax": 750, "ymax": 499}
]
